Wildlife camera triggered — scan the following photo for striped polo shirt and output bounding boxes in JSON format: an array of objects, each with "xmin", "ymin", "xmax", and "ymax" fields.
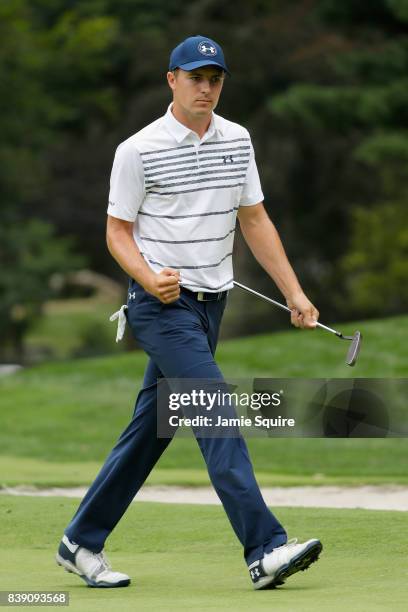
[{"xmin": 107, "ymin": 103, "xmax": 263, "ymax": 292}]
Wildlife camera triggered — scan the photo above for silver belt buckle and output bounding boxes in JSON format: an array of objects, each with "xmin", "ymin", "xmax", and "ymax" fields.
[{"xmin": 197, "ymin": 291, "xmax": 225, "ymax": 301}]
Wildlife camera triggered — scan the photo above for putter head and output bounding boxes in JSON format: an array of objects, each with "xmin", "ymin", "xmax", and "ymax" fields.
[{"xmin": 345, "ymin": 331, "xmax": 362, "ymax": 367}]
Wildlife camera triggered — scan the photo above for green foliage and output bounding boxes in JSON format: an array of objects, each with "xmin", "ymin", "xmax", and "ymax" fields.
[
  {"xmin": 0, "ymin": 220, "xmax": 85, "ymax": 361},
  {"xmin": 355, "ymin": 131, "xmax": 408, "ymax": 193},
  {"xmin": 386, "ymin": 0, "xmax": 408, "ymax": 21},
  {"xmin": 26, "ymin": 297, "xmax": 122, "ymax": 360},
  {"xmin": 317, "ymin": 0, "xmax": 396, "ymax": 28},
  {"xmin": 271, "ymin": 85, "xmax": 360, "ymax": 130},
  {"xmin": 271, "ymin": 80, "xmax": 408, "ymax": 131},
  {"xmin": 2, "ymin": 0, "xmax": 408, "ymax": 346},
  {"xmin": 0, "ymin": 1, "xmax": 120, "ymax": 359},
  {"xmin": 356, "ymin": 131, "xmax": 408, "ymax": 165},
  {"xmin": 330, "ymin": 41, "xmax": 408, "ymax": 84},
  {"xmin": 43, "ymin": 11, "xmax": 120, "ymax": 124},
  {"xmin": 0, "ymin": 1, "xmax": 54, "ymax": 207},
  {"xmin": 73, "ymin": 319, "xmax": 117, "ymax": 358},
  {"xmin": 267, "ymin": 1, "xmax": 408, "ymax": 323},
  {"xmin": 341, "ymin": 202, "xmax": 408, "ymax": 315}
]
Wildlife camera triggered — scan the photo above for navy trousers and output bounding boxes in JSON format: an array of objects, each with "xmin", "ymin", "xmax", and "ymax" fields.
[{"xmin": 65, "ymin": 280, "xmax": 287, "ymax": 565}]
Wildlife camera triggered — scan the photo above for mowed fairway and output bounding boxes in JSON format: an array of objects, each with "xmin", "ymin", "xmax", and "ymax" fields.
[
  {"xmin": 0, "ymin": 315, "xmax": 407, "ymax": 487},
  {"xmin": 0, "ymin": 496, "xmax": 406, "ymax": 612}
]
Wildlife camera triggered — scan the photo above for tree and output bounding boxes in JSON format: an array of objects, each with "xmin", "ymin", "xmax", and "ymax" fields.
[
  {"xmin": 266, "ymin": 0, "xmax": 408, "ymax": 319},
  {"xmin": 0, "ymin": 220, "xmax": 85, "ymax": 363},
  {"xmin": 340, "ymin": 202, "xmax": 408, "ymax": 315},
  {"xmin": 3, "ymin": 0, "xmax": 408, "ymax": 343}
]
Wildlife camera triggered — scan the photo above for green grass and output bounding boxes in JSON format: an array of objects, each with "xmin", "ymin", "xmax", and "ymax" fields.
[
  {"xmin": 0, "ymin": 496, "xmax": 406, "ymax": 611},
  {"xmin": 26, "ymin": 298, "xmax": 122, "ymax": 360},
  {"xmin": 217, "ymin": 313, "xmax": 408, "ymax": 377},
  {"xmin": 3, "ymin": 455, "xmax": 407, "ymax": 488},
  {"xmin": 0, "ymin": 315, "xmax": 407, "ymax": 487},
  {"xmin": 24, "ymin": 311, "xmax": 408, "ymax": 376}
]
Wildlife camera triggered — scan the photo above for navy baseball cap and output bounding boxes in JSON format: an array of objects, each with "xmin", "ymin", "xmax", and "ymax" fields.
[{"xmin": 169, "ymin": 35, "xmax": 230, "ymax": 75}]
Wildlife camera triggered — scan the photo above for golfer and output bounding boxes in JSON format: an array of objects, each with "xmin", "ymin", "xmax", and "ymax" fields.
[{"xmin": 56, "ymin": 35, "xmax": 322, "ymax": 591}]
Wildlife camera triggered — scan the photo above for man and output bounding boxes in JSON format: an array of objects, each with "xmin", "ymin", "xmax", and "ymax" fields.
[{"xmin": 56, "ymin": 35, "xmax": 322, "ymax": 591}]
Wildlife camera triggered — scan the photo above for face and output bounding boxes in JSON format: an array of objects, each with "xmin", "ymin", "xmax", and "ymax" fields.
[{"xmin": 167, "ymin": 66, "xmax": 225, "ymax": 118}]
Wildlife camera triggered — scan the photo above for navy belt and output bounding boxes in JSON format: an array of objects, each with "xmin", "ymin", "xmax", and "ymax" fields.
[{"xmin": 180, "ymin": 287, "xmax": 228, "ymax": 302}]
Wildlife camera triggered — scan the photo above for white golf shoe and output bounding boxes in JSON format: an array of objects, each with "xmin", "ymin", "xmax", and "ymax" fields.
[
  {"xmin": 248, "ymin": 538, "xmax": 322, "ymax": 590},
  {"xmin": 55, "ymin": 535, "xmax": 130, "ymax": 588}
]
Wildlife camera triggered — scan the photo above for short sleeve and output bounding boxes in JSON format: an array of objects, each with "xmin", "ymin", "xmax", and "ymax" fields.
[
  {"xmin": 238, "ymin": 138, "xmax": 264, "ymax": 207},
  {"xmin": 107, "ymin": 141, "xmax": 145, "ymax": 222}
]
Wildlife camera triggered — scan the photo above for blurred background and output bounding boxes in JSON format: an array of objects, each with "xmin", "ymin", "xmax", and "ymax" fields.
[{"xmin": 1, "ymin": 0, "xmax": 408, "ymax": 365}]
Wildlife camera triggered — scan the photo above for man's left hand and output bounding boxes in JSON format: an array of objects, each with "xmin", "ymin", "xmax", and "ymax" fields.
[{"xmin": 286, "ymin": 292, "xmax": 319, "ymax": 330}]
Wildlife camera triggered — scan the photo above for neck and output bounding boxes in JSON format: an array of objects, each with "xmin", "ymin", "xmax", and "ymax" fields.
[{"xmin": 171, "ymin": 102, "xmax": 212, "ymax": 139}]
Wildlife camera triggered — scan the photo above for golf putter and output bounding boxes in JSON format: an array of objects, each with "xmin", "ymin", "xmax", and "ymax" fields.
[{"xmin": 233, "ymin": 281, "xmax": 362, "ymax": 366}]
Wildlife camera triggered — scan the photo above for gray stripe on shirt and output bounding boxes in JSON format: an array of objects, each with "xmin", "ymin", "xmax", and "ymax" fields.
[
  {"xmin": 141, "ymin": 252, "xmax": 233, "ymax": 270},
  {"xmin": 140, "ymin": 144, "xmax": 194, "ymax": 156},
  {"xmin": 140, "ymin": 228, "xmax": 235, "ymax": 244},
  {"xmin": 200, "ymin": 138, "xmax": 250, "ymax": 146},
  {"xmin": 147, "ymin": 182, "xmax": 244, "ymax": 196},
  {"xmin": 143, "ymin": 152, "xmax": 249, "ymax": 171},
  {"xmin": 138, "ymin": 206, "xmax": 239, "ymax": 220},
  {"xmin": 148, "ymin": 174, "xmax": 246, "ymax": 189},
  {"xmin": 145, "ymin": 167, "xmax": 248, "ymax": 184},
  {"xmin": 143, "ymin": 147, "xmax": 249, "ymax": 167},
  {"xmin": 145, "ymin": 160, "xmax": 247, "ymax": 179},
  {"xmin": 198, "ymin": 146, "xmax": 250, "ymax": 155}
]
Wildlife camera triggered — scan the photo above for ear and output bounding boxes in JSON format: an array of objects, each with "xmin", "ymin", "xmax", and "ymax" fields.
[{"xmin": 167, "ymin": 71, "xmax": 176, "ymax": 91}]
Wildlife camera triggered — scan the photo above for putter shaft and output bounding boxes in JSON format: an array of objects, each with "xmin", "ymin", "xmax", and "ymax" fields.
[{"xmin": 233, "ymin": 281, "xmax": 341, "ymax": 336}]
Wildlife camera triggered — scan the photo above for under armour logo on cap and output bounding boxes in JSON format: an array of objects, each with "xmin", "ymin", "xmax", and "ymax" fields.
[{"xmin": 198, "ymin": 41, "xmax": 217, "ymax": 56}]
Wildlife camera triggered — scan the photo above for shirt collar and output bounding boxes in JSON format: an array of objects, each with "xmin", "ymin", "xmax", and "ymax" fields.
[{"xmin": 164, "ymin": 103, "xmax": 224, "ymax": 143}]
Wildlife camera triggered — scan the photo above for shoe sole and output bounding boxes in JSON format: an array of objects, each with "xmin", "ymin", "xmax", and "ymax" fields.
[
  {"xmin": 55, "ymin": 553, "xmax": 130, "ymax": 588},
  {"xmin": 254, "ymin": 540, "xmax": 323, "ymax": 591}
]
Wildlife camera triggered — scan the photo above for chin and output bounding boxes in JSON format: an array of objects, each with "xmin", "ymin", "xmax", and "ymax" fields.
[{"xmin": 194, "ymin": 106, "xmax": 213, "ymax": 116}]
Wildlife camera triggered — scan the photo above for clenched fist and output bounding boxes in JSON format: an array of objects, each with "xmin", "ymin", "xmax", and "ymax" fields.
[{"xmin": 145, "ymin": 268, "xmax": 181, "ymax": 304}]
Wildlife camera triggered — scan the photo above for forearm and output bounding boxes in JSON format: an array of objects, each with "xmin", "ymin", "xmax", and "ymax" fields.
[
  {"xmin": 239, "ymin": 208, "xmax": 302, "ymax": 301},
  {"xmin": 106, "ymin": 217, "xmax": 155, "ymax": 290}
]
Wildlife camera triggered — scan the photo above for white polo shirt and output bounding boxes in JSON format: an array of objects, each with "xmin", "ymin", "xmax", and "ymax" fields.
[{"xmin": 107, "ymin": 103, "xmax": 263, "ymax": 292}]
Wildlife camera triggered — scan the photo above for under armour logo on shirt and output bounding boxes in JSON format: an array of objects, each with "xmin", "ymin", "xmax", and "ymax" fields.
[
  {"xmin": 223, "ymin": 155, "xmax": 234, "ymax": 164},
  {"xmin": 128, "ymin": 292, "xmax": 136, "ymax": 300}
]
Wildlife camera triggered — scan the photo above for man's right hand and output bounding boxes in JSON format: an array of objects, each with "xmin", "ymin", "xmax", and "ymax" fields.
[{"xmin": 145, "ymin": 268, "xmax": 181, "ymax": 303}]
